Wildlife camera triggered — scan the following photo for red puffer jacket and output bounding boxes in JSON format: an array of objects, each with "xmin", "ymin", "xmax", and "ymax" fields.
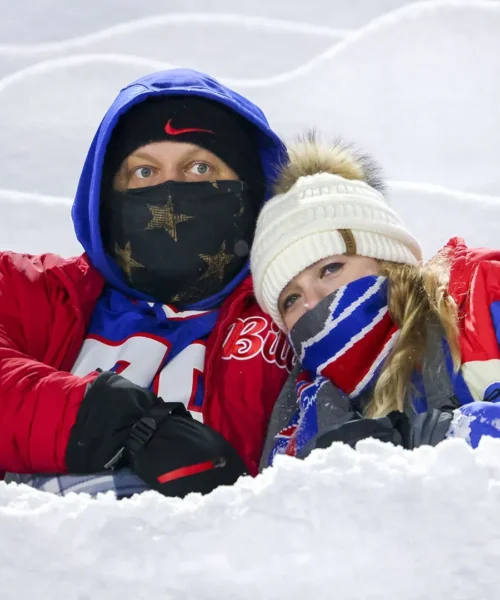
[{"xmin": 0, "ymin": 252, "xmax": 292, "ymax": 477}]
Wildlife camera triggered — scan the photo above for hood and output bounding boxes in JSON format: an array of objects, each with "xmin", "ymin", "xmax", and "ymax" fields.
[{"xmin": 71, "ymin": 68, "xmax": 287, "ymax": 308}]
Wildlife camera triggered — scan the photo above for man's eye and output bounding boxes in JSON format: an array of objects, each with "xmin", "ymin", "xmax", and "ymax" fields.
[
  {"xmin": 283, "ymin": 294, "xmax": 300, "ymax": 312},
  {"xmin": 320, "ymin": 262, "xmax": 343, "ymax": 278},
  {"xmin": 133, "ymin": 166, "xmax": 154, "ymax": 179},
  {"xmin": 190, "ymin": 162, "xmax": 210, "ymax": 175}
]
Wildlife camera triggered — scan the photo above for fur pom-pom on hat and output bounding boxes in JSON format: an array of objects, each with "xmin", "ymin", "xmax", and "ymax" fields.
[
  {"xmin": 251, "ymin": 132, "xmax": 422, "ymax": 329},
  {"xmin": 273, "ymin": 131, "xmax": 385, "ymax": 196}
]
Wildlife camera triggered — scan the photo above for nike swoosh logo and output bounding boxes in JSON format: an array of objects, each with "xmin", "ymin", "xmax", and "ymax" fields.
[{"xmin": 164, "ymin": 119, "xmax": 214, "ymax": 136}]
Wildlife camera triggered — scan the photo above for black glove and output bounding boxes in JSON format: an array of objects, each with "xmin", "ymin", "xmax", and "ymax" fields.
[
  {"xmin": 66, "ymin": 371, "xmax": 158, "ymax": 474},
  {"xmin": 314, "ymin": 414, "xmax": 404, "ymax": 450},
  {"xmin": 66, "ymin": 371, "xmax": 247, "ymax": 498},
  {"xmin": 311, "ymin": 408, "xmax": 453, "ymax": 453},
  {"xmin": 405, "ymin": 409, "xmax": 453, "ymax": 448},
  {"xmin": 369, "ymin": 408, "xmax": 453, "ymax": 449},
  {"xmin": 123, "ymin": 402, "xmax": 248, "ymax": 498}
]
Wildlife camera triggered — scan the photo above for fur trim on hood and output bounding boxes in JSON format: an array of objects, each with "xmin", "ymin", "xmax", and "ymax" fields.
[{"xmin": 273, "ymin": 131, "xmax": 385, "ymax": 196}]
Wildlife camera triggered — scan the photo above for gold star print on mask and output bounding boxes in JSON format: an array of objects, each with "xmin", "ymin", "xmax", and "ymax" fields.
[
  {"xmin": 114, "ymin": 242, "xmax": 144, "ymax": 280},
  {"xmin": 146, "ymin": 199, "xmax": 192, "ymax": 242},
  {"xmin": 199, "ymin": 241, "xmax": 233, "ymax": 281}
]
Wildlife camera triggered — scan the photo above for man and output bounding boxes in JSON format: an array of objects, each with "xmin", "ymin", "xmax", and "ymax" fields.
[{"xmin": 1, "ymin": 68, "xmax": 294, "ymax": 498}]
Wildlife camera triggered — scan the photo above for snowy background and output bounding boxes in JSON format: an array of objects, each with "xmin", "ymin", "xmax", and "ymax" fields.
[
  {"xmin": 1, "ymin": 0, "xmax": 500, "ymax": 258},
  {"xmin": 2, "ymin": 1, "xmax": 500, "ymax": 598}
]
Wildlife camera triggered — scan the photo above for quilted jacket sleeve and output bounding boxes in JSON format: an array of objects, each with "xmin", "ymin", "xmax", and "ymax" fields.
[
  {"xmin": 448, "ymin": 257, "xmax": 500, "ymax": 447},
  {"xmin": 0, "ymin": 252, "xmax": 100, "ymax": 473}
]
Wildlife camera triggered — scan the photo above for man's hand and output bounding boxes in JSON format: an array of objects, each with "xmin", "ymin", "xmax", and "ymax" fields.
[
  {"xmin": 124, "ymin": 403, "xmax": 248, "ymax": 498},
  {"xmin": 66, "ymin": 371, "xmax": 247, "ymax": 497}
]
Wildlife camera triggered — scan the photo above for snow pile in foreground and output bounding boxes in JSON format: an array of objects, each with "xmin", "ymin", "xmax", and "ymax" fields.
[{"xmin": 2, "ymin": 438, "xmax": 500, "ymax": 600}]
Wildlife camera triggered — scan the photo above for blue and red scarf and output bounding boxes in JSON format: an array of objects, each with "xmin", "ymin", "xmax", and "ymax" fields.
[
  {"xmin": 88, "ymin": 288, "xmax": 218, "ymax": 378},
  {"xmin": 270, "ymin": 276, "xmax": 400, "ymax": 461},
  {"xmin": 267, "ymin": 275, "xmax": 500, "ymax": 465}
]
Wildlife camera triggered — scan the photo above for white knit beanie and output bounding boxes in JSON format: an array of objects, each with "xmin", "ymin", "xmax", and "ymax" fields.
[{"xmin": 251, "ymin": 145, "xmax": 422, "ymax": 329}]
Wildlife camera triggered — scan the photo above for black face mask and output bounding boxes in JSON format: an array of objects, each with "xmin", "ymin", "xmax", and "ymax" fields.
[{"xmin": 102, "ymin": 180, "xmax": 257, "ymax": 305}]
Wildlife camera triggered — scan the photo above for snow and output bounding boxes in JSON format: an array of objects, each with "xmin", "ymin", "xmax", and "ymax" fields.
[
  {"xmin": 0, "ymin": 190, "xmax": 81, "ymax": 256},
  {"xmin": 2, "ymin": 438, "xmax": 500, "ymax": 599},
  {"xmin": 2, "ymin": 1, "xmax": 500, "ymax": 597},
  {"xmin": 448, "ymin": 409, "xmax": 474, "ymax": 443},
  {"xmin": 0, "ymin": 1, "xmax": 421, "ymax": 43},
  {"xmin": 1, "ymin": 1, "xmax": 500, "ymax": 258}
]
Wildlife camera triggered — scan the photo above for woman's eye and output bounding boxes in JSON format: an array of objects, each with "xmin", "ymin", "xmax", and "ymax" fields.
[
  {"xmin": 282, "ymin": 294, "xmax": 300, "ymax": 312},
  {"xmin": 133, "ymin": 166, "xmax": 154, "ymax": 179},
  {"xmin": 190, "ymin": 162, "xmax": 210, "ymax": 175},
  {"xmin": 320, "ymin": 262, "xmax": 343, "ymax": 278}
]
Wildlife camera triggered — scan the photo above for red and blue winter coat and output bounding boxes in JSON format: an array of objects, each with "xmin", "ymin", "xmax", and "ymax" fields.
[
  {"xmin": 0, "ymin": 69, "xmax": 294, "ymax": 495},
  {"xmin": 445, "ymin": 237, "xmax": 500, "ymax": 445}
]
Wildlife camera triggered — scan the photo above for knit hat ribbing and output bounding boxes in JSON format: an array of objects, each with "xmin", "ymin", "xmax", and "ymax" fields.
[
  {"xmin": 101, "ymin": 95, "xmax": 265, "ymax": 202},
  {"xmin": 250, "ymin": 138, "xmax": 422, "ymax": 329}
]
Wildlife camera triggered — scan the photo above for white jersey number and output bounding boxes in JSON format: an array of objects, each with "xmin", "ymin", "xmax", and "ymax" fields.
[{"xmin": 72, "ymin": 334, "xmax": 206, "ymax": 421}]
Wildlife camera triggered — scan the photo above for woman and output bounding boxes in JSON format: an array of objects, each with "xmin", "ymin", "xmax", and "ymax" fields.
[{"xmin": 250, "ymin": 133, "xmax": 500, "ymax": 467}]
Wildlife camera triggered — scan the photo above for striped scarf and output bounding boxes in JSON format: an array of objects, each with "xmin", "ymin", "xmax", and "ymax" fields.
[{"xmin": 276, "ymin": 276, "xmax": 399, "ymax": 458}]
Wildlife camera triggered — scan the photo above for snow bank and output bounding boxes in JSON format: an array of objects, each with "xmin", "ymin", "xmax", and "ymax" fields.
[
  {"xmin": 0, "ymin": 190, "xmax": 81, "ymax": 256},
  {"xmin": 2, "ymin": 438, "xmax": 500, "ymax": 599},
  {"xmin": 235, "ymin": 0, "xmax": 500, "ymax": 196},
  {"xmin": 387, "ymin": 182, "xmax": 500, "ymax": 258},
  {"xmin": 0, "ymin": 16, "xmax": 342, "ymax": 81},
  {"xmin": 1, "ymin": 1, "xmax": 500, "ymax": 202},
  {"xmin": 0, "ymin": 0, "xmax": 416, "ymax": 44}
]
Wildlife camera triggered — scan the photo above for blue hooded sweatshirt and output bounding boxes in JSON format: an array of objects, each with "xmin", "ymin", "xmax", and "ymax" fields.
[{"xmin": 71, "ymin": 68, "xmax": 287, "ymax": 308}]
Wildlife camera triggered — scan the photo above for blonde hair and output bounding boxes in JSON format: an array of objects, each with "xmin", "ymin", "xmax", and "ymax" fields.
[{"xmin": 366, "ymin": 251, "xmax": 461, "ymax": 418}]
